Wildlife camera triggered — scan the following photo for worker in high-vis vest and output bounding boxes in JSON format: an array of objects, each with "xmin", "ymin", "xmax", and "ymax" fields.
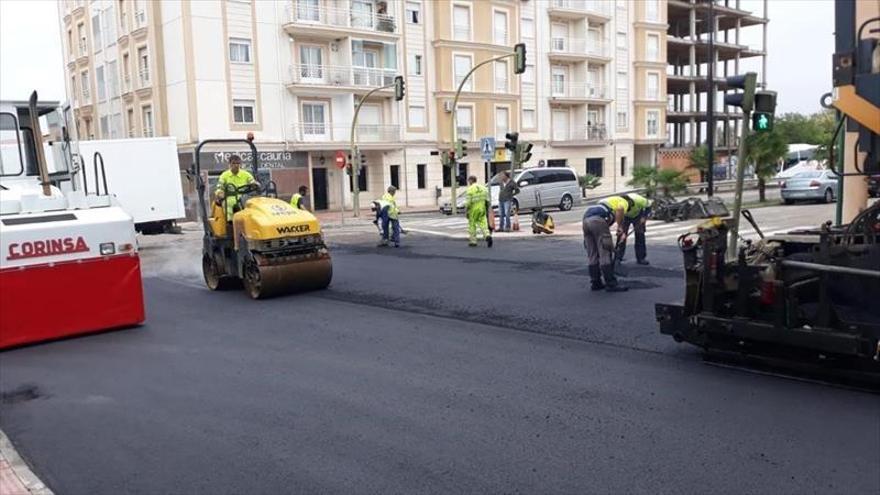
[
  {"xmin": 582, "ymin": 195, "xmax": 629, "ymax": 292},
  {"xmin": 214, "ymin": 154, "xmax": 256, "ymax": 220},
  {"xmin": 617, "ymin": 192, "xmax": 651, "ymax": 265},
  {"xmin": 290, "ymin": 185, "xmax": 309, "ymax": 211},
  {"xmin": 374, "ymin": 186, "xmax": 401, "ymax": 247},
  {"xmin": 465, "ymin": 175, "xmax": 493, "ymax": 248}
]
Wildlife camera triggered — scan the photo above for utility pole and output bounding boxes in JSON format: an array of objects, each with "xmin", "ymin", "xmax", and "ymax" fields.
[
  {"xmin": 722, "ymin": 72, "xmax": 757, "ymax": 260},
  {"xmin": 706, "ymin": 0, "xmax": 716, "ymax": 197}
]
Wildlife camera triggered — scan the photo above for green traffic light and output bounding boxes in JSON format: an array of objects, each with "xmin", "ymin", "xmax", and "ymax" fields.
[{"xmin": 752, "ymin": 112, "xmax": 773, "ymax": 132}]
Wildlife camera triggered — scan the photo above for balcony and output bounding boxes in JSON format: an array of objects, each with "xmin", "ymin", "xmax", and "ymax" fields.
[
  {"xmin": 292, "ymin": 123, "xmax": 401, "ymax": 143},
  {"xmin": 550, "ymin": 82, "xmax": 609, "ymax": 103},
  {"xmin": 548, "ymin": 37, "xmax": 610, "ymax": 61},
  {"xmin": 81, "ymin": 90, "xmax": 91, "ymax": 105},
  {"xmin": 288, "ymin": 64, "xmax": 397, "ymax": 92},
  {"xmin": 548, "ymin": 0, "xmax": 611, "ymax": 22},
  {"xmin": 132, "ymin": 10, "xmax": 148, "ymax": 37},
  {"xmin": 283, "ymin": 3, "xmax": 398, "ymax": 38},
  {"xmin": 138, "ymin": 67, "xmax": 151, "ymax": 88},
  {"xmin": 551, "ymin": 124, "xmax": 609, "ymax": 145},
  {"xmin": 456, "ymin": 126, "xmax": 473, "ymax": 142}
]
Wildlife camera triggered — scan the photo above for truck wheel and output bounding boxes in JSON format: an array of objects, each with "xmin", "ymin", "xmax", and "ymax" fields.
[{"xmin": 559, "ymin": 194, "xmax": 573, "ymax": 211}]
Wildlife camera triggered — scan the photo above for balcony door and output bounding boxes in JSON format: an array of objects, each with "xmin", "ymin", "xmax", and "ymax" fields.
[
  {"xmin": 302, "ymin": 101, "xmax": 329, "ymax": 140},
  {"xmin": 353, "ymin": 49, "xmax": 379, "ymax": 86},
  {"xmin": 351, "ymin": 0, "xmax": 374, "ymax": 29},
  {"xmin": 552, "ymin": 109, "xmax": 569, "ymax": 141},
  {"xmin": 551, "ymin": 66, "xmax": 567, "ymax": 97},
  {"xmin": 358, "ymin": 104, "xmax": 381, "ymax": 141},
  {"xmin": 299, "ymin": 45, "xmax": 324, "ymax": 82},
  {"xmin": 588, "ymin": 28, "xmax": 601, "ymax": 54},
  {"xmin": 551, "ymin": 23, "xmax": 568, "ymax": 52},
  {"xmin": 587, "ymin": 69, "xmax": 601, "ymax": 97},
  {"xmin": 297, "ymin": 0, "xmax": 320, "ymax": 22}
]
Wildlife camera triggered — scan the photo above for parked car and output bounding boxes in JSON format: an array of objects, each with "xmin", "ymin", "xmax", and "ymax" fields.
[
  {"xmin": 780, "ymin": 170, "xmax": 839, "ymax": 204},
  {"xmin": 440, "ymin": 167, "xmax": 581, "ymax": 214}
]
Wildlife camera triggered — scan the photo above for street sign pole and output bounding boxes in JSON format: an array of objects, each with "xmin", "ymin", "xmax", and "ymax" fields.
[
  {"xmin": 335, "ymin": 150, "xmax": 346, "ymax": 225},
  {"xmin": 727, "ymin": 109, "xmax": 751, "ymax": 260}
]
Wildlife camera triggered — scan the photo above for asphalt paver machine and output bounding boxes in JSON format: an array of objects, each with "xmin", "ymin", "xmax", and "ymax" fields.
[
  {"xmin": 193, "ymin": 138, "xmax": 332, "ymax": 299},
  {"xmin": 656, "ymin": 5, "xmax": 880, "ymax": 386}
]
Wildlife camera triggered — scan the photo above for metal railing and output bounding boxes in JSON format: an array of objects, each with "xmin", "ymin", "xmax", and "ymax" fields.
[
  {"xmin": 292, "ymin": 123, "xmax": 401, "ymax": 142},
  {"xmin": 456, "ymin": 125, "xmax": 473, "ymax": 141},
  {"xmin": 138, "ymin": 67, "xmax": 151, "ymax": 87},
  {"xmin": 549, "ymin": 0, "xmax": 612, "ymax": 16},
  {"xmin": 549, "ymin": 37, "xmax": 608, "ymax": 57},
  {"xmin": 143, "ymin": 125, "xmax": 154, "ymax": 138},
  {"xmin": 550, "ymin": 82, "xmax": 607, "ymax": 99},
  {"xmin": 553, "ymin": 124, "xmax": 608, "ymax": 142},
  {"xmin": 286, "ymin": 2, "xmax": 396, "ymax": 33},
  {"xmin": 288, "ymin": 64, "xmax": 397, "ymax": 87},
  {"xmin": 81, "ymin": 88, "xmax": 90, "ymax": 103},
  {"xmin": 134, "ymin": 10, "xmax": 147, "ymax": 29}
]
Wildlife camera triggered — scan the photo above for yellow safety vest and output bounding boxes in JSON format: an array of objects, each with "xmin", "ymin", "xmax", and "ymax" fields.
[
  {"xmin": 290, "ymin": 193, "xmax": 304, "ymax": 209},
  {"xmin": 381, "ymin": 192, "xmax": 399, "ymax": 219},
  {"xmin": 624, "ymin": 193, "xmax": 650, "ymax": 218}
]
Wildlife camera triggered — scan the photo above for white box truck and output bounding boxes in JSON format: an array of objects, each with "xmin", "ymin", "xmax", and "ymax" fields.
[{"xmin": 76, "ymin": 137, "xmax": 185, "ymax": 234}]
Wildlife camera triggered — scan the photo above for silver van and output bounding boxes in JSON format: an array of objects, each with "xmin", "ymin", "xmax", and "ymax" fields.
[{"xmin": 490, "ymin": 167, "xmax": 581, "ymax": 211}]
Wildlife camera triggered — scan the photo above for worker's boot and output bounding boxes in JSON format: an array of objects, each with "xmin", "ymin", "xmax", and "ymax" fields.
[
  {"xmin": 601, "ymin": 265, "xmax": 628, "ymax": 292},
  {"xmin": 589, "ymin": 265, "xmax": 604, "ymax": 291},
  {"xmin": 486, "ymin": 235, "xmax": 493, "ymax": 248},
  {"xmin": 637, "ymin": 259, "xmax": 650, "ymax": 265}
]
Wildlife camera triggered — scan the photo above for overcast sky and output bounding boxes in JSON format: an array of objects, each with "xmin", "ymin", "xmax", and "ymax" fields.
[{"xmin": 0, "ymin": 0, "xmax": 835, "ymax": 114}]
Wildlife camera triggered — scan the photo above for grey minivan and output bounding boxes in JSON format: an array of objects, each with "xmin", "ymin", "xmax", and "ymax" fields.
[{"xmin": 490, "ymin": 167, "xmax": 581, "ymax": 211}]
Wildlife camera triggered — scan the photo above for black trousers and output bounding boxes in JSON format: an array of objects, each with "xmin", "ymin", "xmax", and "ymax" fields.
[{"xmin": 619, "ymin": 216, "xmax": 647, "ymax": 262}]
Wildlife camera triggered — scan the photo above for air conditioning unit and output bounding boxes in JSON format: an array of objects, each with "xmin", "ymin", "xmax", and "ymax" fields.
[{"xmin": 443, "ymin": 100, "xmax": 454, "ymax": 113}]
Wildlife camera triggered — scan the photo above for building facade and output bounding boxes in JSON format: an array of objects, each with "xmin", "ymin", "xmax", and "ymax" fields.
[{"xmin": 58, "ymin": 0, "xmax": 668, "ymax": 211}]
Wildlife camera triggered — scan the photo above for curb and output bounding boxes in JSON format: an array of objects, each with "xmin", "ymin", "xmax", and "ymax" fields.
[{"xmin": 0, "ymin": 430, "xmax": 53, "ymax": 495}]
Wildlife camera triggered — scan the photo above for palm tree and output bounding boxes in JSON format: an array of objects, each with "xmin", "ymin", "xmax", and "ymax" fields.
[
  {"xmin": 688, "ymin": 145, "xmax": 710, "ymax": 180},
  {"xmin": 744, "ymin": 130, "xmax": 788, "ymax": 202},
  {"xmin": 578, "ymin": 174, "xmax": 601, "ymax": 198},
  {"xmin": 627, "ymin": 165, "xmax": 688, "ymax": 199}
]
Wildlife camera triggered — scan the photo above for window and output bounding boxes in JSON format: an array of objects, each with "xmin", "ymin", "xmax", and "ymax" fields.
[
  {"xmin": 107, "ymin": 60, "xmax": 119, "ymax": 98},
  {"xmin": 67, "ymin": 30, "xmax": 73, "ymax": 56},
  {"xmin": 91, "ymin": 14, "xmax": 102, "ymax": 51},
  {"xmin": 81, "ymin": 70, "xmax": 90, "ymax": 100},
  {"xmin": 0, "ymin": 113, "xmax": 24, "ymax": 176},
  {"xmin": 443, "ymin": 164, "xmax": 452, "ymax": 187},
  {"xmin": 617, "ymin": 32, "xmax": 626, "ymax": 49},
  {"xmin": 104, "ymin": 5, "xmax": 117, "ymax": 46},
  {"xmin": 127, "ymin": 108, "xmax": 135, "ymax": 137},
  {"xmin": 617, "ymin": 71, "xmax": 628, "ymax": 91},
  {"xmin": 620, "ymin": 156, "xmax": 627, "ymax": 176},
  {"xmin": 299, "ymin": 45, "xmax": 323, "ymax": 80},
  {"xmin": 70, "ymin": 76, "xmax": 77, "ymax": 103},
  {"xmin": 96, "ymin": 65, "xmax": 106, "ymax": 101},
  {"xmin": 349, "ymin": 165, "xmax": 368, "ymax": 193},
  {"xmin": 551, "ymin": 67, "xmax": 566, "ymax": 96},
  {"xmin": 453, "ymin": 54, "xmax": 472, "ymax": 91},
  {"xmin": 523, "ymin": 63, "xmax": 535, "ymax": 84},
  {"xmin": 494, "ymin": 60, "xmax": 508, "ymax": 92},
  {"xmin": 408, "ymin": 105, "xmax": 425, "ymax": 127},
  {"xmin": 406, "ymin": 2, "xmax": 420, "ymax": 24},
  {"xmin": 493, "ymin": 10, "xmax": 508, "ymax": 45},
  {"xmin": 522, "ymin": 109, "xmax": 536, "ymax": 129},
  {"xmin": 99, "ymin": 115, "xmax": 109, "ymax": 138},
  {"xmin": 646, "ymin": 110, "xmax": 659, "ymax": 137},
  {"xmin": 456, "ymin": 106, "xmax": 473, "ymax": 141},
  {"xmin": 390, "ymin": 165, "xmax": 400, "ymax": 189},
  {"xmin": 296, "ymin": 0, "xmax": 320, "ymax": 22},
  {"xmin": 616, "ymin": 110, "xmax": 628, "ymax": 130},
  {"xmin": 302, "ymin": 102, "xmax": 327, "ymax": 135},
  {"xmin": 452, "ymin": 4, "xmax": 470, "ymax": 41},
  {"xmin": 233, "ymin": 99, "xmax": 256, "ymax": 124},
  {"xmin": 137, "ymin": 46, "xmax": 150, "ymax": 86},
  {"xmin": 110, "ymin": 112, "xmax": 122, "ymax": 139},
  {"xmin": 646, "ymin": 0, "xmax": 659, "ymax": 22},
  {"xmin": 409, "ymin": 54, "xmax": 422, "ymax": 76},
  {"xmin": 494, "ymin": 107, "xmax": 509, "ymax": 140},
  {"xmin": 122, "ymin": 53, "xmax": 131, "ymax": 89},
  {"xmin": 647, "ymin": 34, "xmax": 660, "ymax": 62},
  {"xmin": 457, "ymin": 162, "xmax": 468, "ymax": 186},
  {"xmin": 229, "ymin": 38, "xmax": 251, "ymax": 63},
  {"xmin": 77, "ymin": 23, "xmax": 87, "ymax": 55},
  {"xmin": 521, "ymin": 18, "xmax": 534, "ymax": 39},
  {"xmin": 586, "ymin": 158, "xmax": 604, "ymax": 177},
  {"xmin": 647, "ymin": 72, "xmax": 659, "ymax": 100},
  {"xmin": 142, "ymin": 105, "xmax": 154, "ymax": 137},
  {"xmin": 417, "ymin": 164, "xmax": 426, "ymax": 189}
]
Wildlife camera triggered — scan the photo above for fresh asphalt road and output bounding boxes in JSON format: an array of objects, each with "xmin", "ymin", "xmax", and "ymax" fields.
[{"xmin": 1, "ymin": 208, "xmax": 878, "ymax": 494}]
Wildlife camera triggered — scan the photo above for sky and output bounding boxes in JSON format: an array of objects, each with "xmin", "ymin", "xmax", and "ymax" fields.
[{"xmin": 0, "ymin": 0, "xmax": 835, "ymax": 114}]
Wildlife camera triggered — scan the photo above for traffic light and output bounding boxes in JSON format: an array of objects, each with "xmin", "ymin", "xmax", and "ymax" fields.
[
  {"xmin": 359, "ymin": 151, "xmax": 367, "ymax": 169},
  {"xmin": 518, "ymin": 142, "xmax": 533, "ymax": 165},
  {"xmin": 752, "ymin": 90, "xmax": 777, "ymax": 133},
  {"xmin": 504, "ymin": 132, "xmax": 519, "ymax": 153},
  {"xmin": 455, "ymin": 139, "xmax": 467, "ymax": 160},
  {"xmin": 346, "ymin": 154, "xmax": 353, "ymax": 175},
  {"xmin": 723, "ymin": 72, "xmax": 758, "ymax": 112},
  {"xmin": 513, "ymin": 43, "xmax": 527, "ymax": 75},
  {"xmin": 394, "ymin": 75, "xmax": 406, "ymax": 102}
]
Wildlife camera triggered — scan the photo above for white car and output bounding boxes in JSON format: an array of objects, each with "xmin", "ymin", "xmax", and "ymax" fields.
[{"xmin": 440, "ymin": 167, "xmax": 581, "ymax": 214}]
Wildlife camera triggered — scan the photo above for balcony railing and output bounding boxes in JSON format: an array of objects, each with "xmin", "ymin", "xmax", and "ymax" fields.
[
  {"xmin": 138, "ymin": 67, "xmax": 151, "ymax": 87},
  {"xmin": 551, "ymin": 82, "xmax": 607, "ymax": 99},
  {"xmin": 81, "ymin": 89, "xmax": 90, "ymax": 103},
  {"xmin": 456, "ymin": 126, "xmax": 473, "ymax": 141},
  {"xmin": 285, "ymin": 3, "xmax": 397, "ymax": 34},
  {"xmin": 289, "ymin": 64, "xmax": 397, "ymax": 88},
  {"xmin": 292, "ymin": 123, "xmax": 401, "ymax": 142},
  {"xmin": 553, "ymin": 124, "xmax": 608, "ymax": 142},
  {"xmin": 549, "ymin": 37, "xmax": 609, "ymax": 58},
  {"xmin": 134, "ymin": 10, "xmax": 147, "ymax": 29},
  {"xmin": 549, "ymin": 0, "xmax": 612, "ymax": 16},
  {"xmin": 78, "ymin": 39, "xmax": 88, "ymax": 56}
]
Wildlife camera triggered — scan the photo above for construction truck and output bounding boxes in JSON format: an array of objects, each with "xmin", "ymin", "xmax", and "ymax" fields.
[
  {"xmin": 0, "ymin": 93, "xmax": 145, "ymax": 348},
  {"xmin": 656, "ymin": 3, "xmax": 880, "ymax": 386},
  {"xmin": 193, "ymin": 138, "xmax": 332, "ymax": 299}
]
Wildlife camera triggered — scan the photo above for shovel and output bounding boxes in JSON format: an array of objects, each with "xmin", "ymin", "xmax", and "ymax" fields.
[{"xmin": 612, "ymin": 224, "xmax": 632, "ymax": 277}]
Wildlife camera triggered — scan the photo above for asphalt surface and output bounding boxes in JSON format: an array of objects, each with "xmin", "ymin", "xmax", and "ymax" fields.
[{"xmin": 1, "ymin": 206, "xmax": 879, "ymax": 494}]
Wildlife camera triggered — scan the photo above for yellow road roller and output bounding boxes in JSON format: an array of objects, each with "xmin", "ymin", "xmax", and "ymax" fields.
[{"xmin": 193, "ymin": 138, "xmax": 332, "ymax": 299}]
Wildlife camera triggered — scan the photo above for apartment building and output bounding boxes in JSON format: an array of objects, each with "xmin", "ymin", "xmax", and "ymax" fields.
[
  {"xmin": 58, "ymin": 0, "xmax": 668, "ymax": 212},
  {"xmin": 661, "ymin": 0, "xmax": 768, "ymax": 179}
]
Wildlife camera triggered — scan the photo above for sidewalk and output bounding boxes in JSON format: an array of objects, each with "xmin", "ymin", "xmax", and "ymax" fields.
[{"xmin": 0, "ymin": 430, "xmax": 52, "ymax": 495}]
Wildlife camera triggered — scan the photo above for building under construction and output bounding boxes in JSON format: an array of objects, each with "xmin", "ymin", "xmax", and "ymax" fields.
[{"xmin": 661, "ymin": 0, "xmax": 768, "ymax": 180}]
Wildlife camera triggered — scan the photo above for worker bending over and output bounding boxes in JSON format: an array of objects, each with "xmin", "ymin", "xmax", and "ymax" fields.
[
  {"xmin": 290, "ymin": 185, "xmax": 310, "ymax": 211},
  {"xmin": 215, "ymin": 154, "xmax": 256, "ymax": 220},
  {"xmin": 465, "ymin": 176, "xmax": 493, "ymax": 248},
  {"xmin": 617, "ymin": 193, "xmax": 651, "ymax": 265},
  {"xmin": 374, "ymin": 186, "xmax": 401, "ymax": 247},
  {"xmin": 582, "ymin": 195, "xmax": 629, "ymax": 292}
]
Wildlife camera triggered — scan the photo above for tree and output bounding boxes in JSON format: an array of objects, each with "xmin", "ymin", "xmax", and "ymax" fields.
[
  {"xmin": 578, "ymin": 174, "xmax": 602, "ymax": 198},
  {"xmin": 745, "ymin": 129, "xmax": 788, "ymax": 202},
  {"xmin": 687, "ymin": 145, "xmax": 710, "ymax": 183},
  {"xmin": 627, "ymin": 165, "xmax": 688, "ymax": 198},
  {"xmin": 775, "ymin": 110, "xmax": 837, "ymax": 161}
]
